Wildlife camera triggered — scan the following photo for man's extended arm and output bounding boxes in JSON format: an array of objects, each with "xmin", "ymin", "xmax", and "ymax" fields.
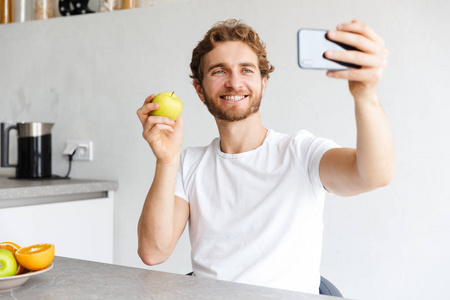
[{"xmin": 320, "ymin": 20, "xmax": 395, "ymax": 196}]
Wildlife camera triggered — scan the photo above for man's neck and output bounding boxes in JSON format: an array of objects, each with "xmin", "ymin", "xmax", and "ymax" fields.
[{"xmin": 215, "ymin": 112, "xmax": 268, "ymax": 154}]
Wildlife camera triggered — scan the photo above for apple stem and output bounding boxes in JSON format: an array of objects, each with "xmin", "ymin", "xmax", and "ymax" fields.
[{"xmin": 171, "ymin": 91, "xmax": 175, "ymax": 97}]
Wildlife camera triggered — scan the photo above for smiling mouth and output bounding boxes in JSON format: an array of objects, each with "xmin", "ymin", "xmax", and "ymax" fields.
[{"xmin": 220, "ymin": 95, "xmax": 248, "ymax": 102}]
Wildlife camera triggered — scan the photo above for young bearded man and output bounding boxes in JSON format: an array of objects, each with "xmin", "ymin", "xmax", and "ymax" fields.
[{"xmin": 136, "ymin": 19, "xmax": 394, "ymax": 294}]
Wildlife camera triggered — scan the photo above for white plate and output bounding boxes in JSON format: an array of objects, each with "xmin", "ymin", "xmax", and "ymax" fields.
[{"xmin": 0, "ymin": 263, "xmax": 53, "ymax": 291}]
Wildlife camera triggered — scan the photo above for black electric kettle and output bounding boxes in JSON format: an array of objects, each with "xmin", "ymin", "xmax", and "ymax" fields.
[{"xmin": 1, "ymin": 122, "xmax": 54, "ymax": 179}]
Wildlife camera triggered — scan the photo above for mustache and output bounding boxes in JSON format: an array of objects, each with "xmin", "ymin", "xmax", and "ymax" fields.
[{"xmin": 220, "ymin": 90, "xmax": 251, "ymax": 95}]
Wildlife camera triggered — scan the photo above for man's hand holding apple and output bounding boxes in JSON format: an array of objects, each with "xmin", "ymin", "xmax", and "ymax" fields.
[{"xmin": 137, "ymin": 93, "xmax": 183, "ymax": 165}]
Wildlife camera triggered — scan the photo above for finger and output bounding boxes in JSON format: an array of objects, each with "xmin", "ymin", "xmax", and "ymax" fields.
[
  {"xmin": 137, "ymin": 102, "xmax": 159, "ymax": 115},
  {"xmin": 143, "ymin": 94, "xmax": 155, "ymax": 105},
  {"xmin": 149, "ymin": 123, "xmax": 175, "ymax": 135},
  {"xmin": 324, "ymin": 49, "xmax": 386, "ymax": 69},
  {"xmin": 142, "ymin": 116, "xmax": 175, "ymax": 133},
  {"xmin": 144, "ymin": 124, "xmax": 175, "ymax": 143},
  {"xmin": 327, "ymin": 30, "xmax": 379, "ymax": 54},
  {"xmin": 136, "ymin": 94, "xmax": 156, "ymax": 121},
  {"xmin": 326, "ymin": 67, "xmax": 384, "ymax": 83},
  {"xmin": 137, "ymin": 102, "xmax": 160, "ymax": 123},
  {"xmin": 336, "ymin": 21, "xmax": 385, "ymax": 46},
  {"xmin": 174, "ymin": 114, "xmax": 183, "ymax": 128}
]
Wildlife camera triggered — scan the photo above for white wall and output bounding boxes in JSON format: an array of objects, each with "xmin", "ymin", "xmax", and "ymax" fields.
[{"xmin": 1, "ymin": 0, "xmax": 449, "ymax": 299}]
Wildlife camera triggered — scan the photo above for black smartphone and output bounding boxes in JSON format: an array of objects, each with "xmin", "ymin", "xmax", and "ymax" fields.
[{"xmin": 297, "ymin": 28, "xmax": 361, "ymax": 70}]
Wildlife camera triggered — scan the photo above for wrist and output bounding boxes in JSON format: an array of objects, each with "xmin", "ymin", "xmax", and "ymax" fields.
[
  {"xmin": 353, "ymin": 89, "xmax": 380, "ymax": 105},
  {"xmin": 156, "ymin": 155, "xmax": 180, "ymax": 168}
]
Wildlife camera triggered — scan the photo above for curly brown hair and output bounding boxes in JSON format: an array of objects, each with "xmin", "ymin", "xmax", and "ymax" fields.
[{"xmin": 190, "ymin": 19, "xmax": 275, "ymax": 85}]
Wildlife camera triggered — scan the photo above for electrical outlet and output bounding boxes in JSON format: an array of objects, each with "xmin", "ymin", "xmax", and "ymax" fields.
[{"xmin": 64, "ymin": 141, "xmax": 93, "ymax": 161}]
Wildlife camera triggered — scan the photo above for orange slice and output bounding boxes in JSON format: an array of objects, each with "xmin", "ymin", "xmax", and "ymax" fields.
[
  {"xmin": 0, "ymin": 242, "xmax": 26, "ymax": 275},
  {"xmin": 14, "ymin": 243, "xmax": 55, "ymax": 271}
]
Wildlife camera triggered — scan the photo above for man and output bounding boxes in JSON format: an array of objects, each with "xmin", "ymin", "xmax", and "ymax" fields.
[{"xmin": 136, "ymin": 19, "xmax": 394, "ymax": 294}]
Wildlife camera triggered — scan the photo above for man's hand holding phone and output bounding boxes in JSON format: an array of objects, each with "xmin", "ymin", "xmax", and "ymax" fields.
[
  {"xmin": 324, "ymin": 20, "xmax": 389, "ymax": 99},
  {"xmin": 298, "ymin": 20, "xmax": 388, "ymax": 99}
]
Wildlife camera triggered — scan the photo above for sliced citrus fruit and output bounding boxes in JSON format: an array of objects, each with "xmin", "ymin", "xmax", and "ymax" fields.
[
  {"xmin": 14, "ymin": 243, "xmax": 55, "ymax": 271},
  {"xmin": 0, "ymin": 242, "xmax": 26, "ymax": 275}
]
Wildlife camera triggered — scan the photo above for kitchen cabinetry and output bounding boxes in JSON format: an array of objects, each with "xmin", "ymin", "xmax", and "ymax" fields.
[{"xmin": 0, "ymin": 177, "xmax": 117, "ymax": 264}]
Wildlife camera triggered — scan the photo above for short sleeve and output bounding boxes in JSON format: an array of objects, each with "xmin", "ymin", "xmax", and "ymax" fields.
[
  {"xmin": 293, "ymin": 130, "xmax": 340, "ymax": 191},
  {"xmin": 308, "ymin": 137, "xmax": 339, "ymax": 191},
  {"xmin": 175, "ymin": 153, "xmax": 189, "ymax": 203}
]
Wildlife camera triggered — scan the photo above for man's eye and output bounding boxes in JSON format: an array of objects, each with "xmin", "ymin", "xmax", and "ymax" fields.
[
  {"xmin": 213, "ymin": 70, "xmax": 224, "ymax": 74},
  {"xmin": 243, "ymin": 69, "xmax": 253, "ymax": 73}
]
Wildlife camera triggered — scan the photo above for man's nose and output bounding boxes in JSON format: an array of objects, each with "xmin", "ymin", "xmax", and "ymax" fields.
[{"xmin": 225, "ymin": 72, "xmax": 243, "ymax": 90}]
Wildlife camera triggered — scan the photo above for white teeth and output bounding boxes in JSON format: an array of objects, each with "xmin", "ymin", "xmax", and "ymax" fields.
[{"xmin": 223, "ymin": 95, "xmax": 246, "ymax": 101}]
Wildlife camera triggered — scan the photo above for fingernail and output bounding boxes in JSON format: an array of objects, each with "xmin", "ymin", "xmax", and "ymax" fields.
[
  {"xmin": 336, "ymin": 24, "xmax": 343, "ymax": 30},
  {"xmin": 328, "ymin": 30, "xmax": 336, "ymax": 38},
  {"xmin": 323, "ymin": 50, "xmax": 333, "ymax": 59}
]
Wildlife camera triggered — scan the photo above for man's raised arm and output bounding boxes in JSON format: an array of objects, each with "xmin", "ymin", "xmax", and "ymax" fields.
[
  {"xmin": 136, "ymin": 95, "xmax": 189, "ymax": 265},
  {"xmin": 320, "ymin": 20, "xmax": 395, "ymax": 196}
]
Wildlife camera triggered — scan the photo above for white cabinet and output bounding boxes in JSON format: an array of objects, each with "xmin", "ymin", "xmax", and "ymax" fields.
[{"xmin": 0, "ymin": 193, "xmax": 114, "ymax": 264}]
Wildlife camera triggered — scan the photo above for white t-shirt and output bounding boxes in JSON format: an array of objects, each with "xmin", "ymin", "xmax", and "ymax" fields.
[{"xmin": 175, "ymin": 129, "xmax": 339, "ymax": 294}]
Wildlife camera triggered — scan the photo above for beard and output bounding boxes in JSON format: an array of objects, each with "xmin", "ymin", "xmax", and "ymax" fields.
[{"xmin": 201, "ymin": 88, "xmax": 263, "ymax": 122}]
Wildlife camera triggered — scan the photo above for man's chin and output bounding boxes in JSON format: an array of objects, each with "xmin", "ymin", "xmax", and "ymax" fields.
[{"xmin": 209, "ymin": 107, "xmax": 260, "ymax": 123}]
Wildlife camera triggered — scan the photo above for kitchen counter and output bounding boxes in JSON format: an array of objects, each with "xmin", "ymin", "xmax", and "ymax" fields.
[
  {"xmin": 0, "ymin": 176, "xmax": 118, "ymax": 208},
  {"xmin": 3, "ymin": 257, "xmax": 345, "ymax": 299},
  {"xmin": 1, "ymin": 177, "xmax": 116, "ymax": 262}
]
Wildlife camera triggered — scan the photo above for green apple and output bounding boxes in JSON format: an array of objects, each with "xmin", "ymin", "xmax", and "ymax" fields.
[
  {"xmin": 150, "ymin": 92, "xmax": 183, "ymax": 121},
  {"xmin": 0, "ymin": 249, "xmax": 18, "ymax": 277}
]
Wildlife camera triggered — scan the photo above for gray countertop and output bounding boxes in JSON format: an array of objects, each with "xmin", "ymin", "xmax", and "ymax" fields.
[
  {"xmin": 2, "ymin": 257, "xmax": 342, "ymax": 299},
  {"xmin": 0, "ymin": 176, "xmax": 118, "ymax": 208}
]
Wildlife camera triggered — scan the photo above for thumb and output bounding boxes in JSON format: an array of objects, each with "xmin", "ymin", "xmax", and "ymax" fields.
[{"xmin": 174, "ymin": 114, "xmax": 183, "ymax": 130}]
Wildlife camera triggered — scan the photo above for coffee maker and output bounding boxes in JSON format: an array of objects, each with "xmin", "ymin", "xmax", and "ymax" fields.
[{"xmin": 1, "ymin": 122, "xmax": 54, "ymax": 179}]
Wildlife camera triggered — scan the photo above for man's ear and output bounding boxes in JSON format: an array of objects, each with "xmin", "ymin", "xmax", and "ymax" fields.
[
  {"xmin": 262, "ymin": 76, "xmax": 268, "ymax": 93},
  {"xmin": 194, "ymin": 79, "xmax": 206, "ymax": 103}
]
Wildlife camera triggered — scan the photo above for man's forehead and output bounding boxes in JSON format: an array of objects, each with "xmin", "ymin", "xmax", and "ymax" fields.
[{"xmin": 203, "ymin": 41, "xmax": 259, "ymax": 67}]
